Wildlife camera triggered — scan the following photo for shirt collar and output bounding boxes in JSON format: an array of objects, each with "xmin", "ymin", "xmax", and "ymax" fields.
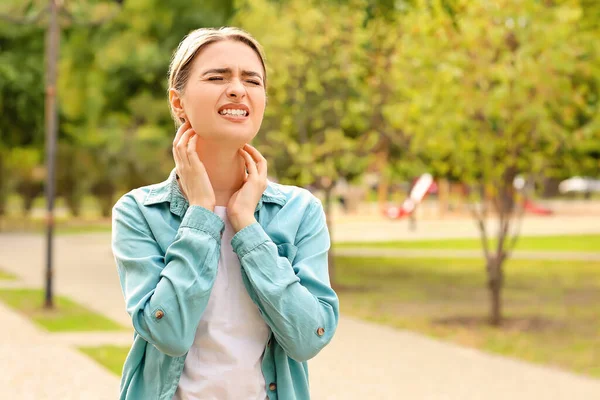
[{"xmin": 143, "ymin": 168, "xmax": 287, "ymax": 217}]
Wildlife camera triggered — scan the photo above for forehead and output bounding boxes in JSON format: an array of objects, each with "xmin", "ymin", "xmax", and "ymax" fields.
[{"xmin": 193, "ymin": 40, "xmax": 264, "ymax": 74}]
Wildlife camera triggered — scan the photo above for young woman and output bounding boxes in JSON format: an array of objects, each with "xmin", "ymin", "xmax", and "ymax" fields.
[{"xmin": 111, "ymin": 27, "xmax": 339, "ymax": 400}]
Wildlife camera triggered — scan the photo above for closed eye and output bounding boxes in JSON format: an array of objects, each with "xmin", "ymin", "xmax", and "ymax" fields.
[
  {"xmin": 247, "ymin": 80, "xmax": 261, "ymax": 86},
  {"xmin": 208, "ymin": 76, "xmax": 223, "ymax": 81}
]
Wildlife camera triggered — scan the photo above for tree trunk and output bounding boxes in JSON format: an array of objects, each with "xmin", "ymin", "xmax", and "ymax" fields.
[
  {"xmin": 65, "ymin": 192, "xmax": 82, "ymax": 217},
  {"xmin": 438, "ymin": 178, "xmax": 449, "ymax": 217},
  {"xmin": 323, "ymin": 186, "xmax": 336, "ymax": 286},
  {"xmin": 375, "ymin": 141, "xmax": 390, "ymax": 211},
  {"xmin": 0, "ymin": 154, "xmax": 6, "ymax": 217},
  {"xmin": 99, "ymin": 193, "xmax": 114, "ymax": 218},
  {"xmin": 487, "ymin": 256, "xmax": 503, "ymax": 326},
  {"xmin": 0, "ymin": 188, "xmax": 6, "ymax": 217}
]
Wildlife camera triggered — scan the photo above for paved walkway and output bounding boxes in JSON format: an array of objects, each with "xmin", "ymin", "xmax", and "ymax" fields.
[
  {"xmin": 332, "ymin": 214, "xmax": 600, "ymax": 242},
  {"xmin": 0, "ymin": 300, "xmax": 119, "ymax": 399},
  {"xmin": 1, "ymin": 232, "xmax": 600, "ymax": 399},
  {"xmin": 335, "ymin": 248, "xmax": 600, "ymax": 261}
]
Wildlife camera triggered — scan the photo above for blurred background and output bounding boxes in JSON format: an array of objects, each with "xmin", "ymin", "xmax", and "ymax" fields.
[{"xmin": 0, "ymin": 0, "xmax": 599, "ymax": 399}]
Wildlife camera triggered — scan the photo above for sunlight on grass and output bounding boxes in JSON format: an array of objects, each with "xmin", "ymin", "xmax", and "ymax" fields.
[
  {"xmin": 0, "ymin": 289, "xmax": 125, "ymax": 332},
  {"xmin": 0, "ymin": 268, "xmax": 17, "ymax": 280},
  {"xmin": 79, "ymin": 345, "xmax": 129, "ymax": 376}
]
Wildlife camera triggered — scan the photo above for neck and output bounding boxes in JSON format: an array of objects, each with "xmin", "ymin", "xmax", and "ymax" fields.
[{"xmin": 195, "ymin": 138, "xmax": 246, "ymax": 207}]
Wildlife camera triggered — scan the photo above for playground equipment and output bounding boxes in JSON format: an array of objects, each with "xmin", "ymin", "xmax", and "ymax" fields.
[
  {"xmin": 383, "ymin": 174, "xmax": 554, "ymax": 219},
  {"xmin": 523, "ymin": 199, "xmax": 553, "ymax": 215},
  {"xmin": 383, "ymin": 173, "xmax": 435, "ymax": 220}
]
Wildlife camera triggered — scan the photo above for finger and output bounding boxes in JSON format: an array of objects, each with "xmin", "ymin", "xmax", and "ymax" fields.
[
  {"xmin": 243, "ymin": 144, "xmax": 265, "ymax": 163},
  {"xmin": 173, "ymin": 120, "xmax": 190, "ymax": 145},
  {"xmin": 239, "ymin": 148, "xmax": 258, "ymax": 176},
  {"xmin": 172, "ymin": 145, "xmax": 182, "ymax": 171},
  {"xmin": 176, "ymin": 128, "xmax": 195, "ymax": 166},
  {"xmin": 187, "ymin": 133, "xmax": 202, "ymax": 169},
  {"xmin": 244, "ymin": 144, "xmax": 267, "ymax": 179},
  {"xmin": 172, "ymin": 122, "xmax": 189, "ymax": 169}
]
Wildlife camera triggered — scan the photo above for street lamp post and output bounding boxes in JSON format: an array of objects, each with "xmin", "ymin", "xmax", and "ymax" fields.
[
  {"xmin": 1, "ymin": 0, "xmax": 124, "ymax": 309},
  {"xmin": 44, "ymin": 0, "xmax": 60, "ymax": 308}
]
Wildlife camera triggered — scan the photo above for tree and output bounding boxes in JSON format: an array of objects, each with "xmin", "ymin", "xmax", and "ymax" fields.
[
  {"xmin": 57, "ymin": 0, "xmax": 236, "ymax": 201},
  {"xmin": 395, "ymin": 0, "xmax": 599, "ymax": 324},
  {"xmin": 0, "ymin": 5, "xmax": 45, "ymax": 217},
  {"xmin": 235, "ymin": 0, "xmax": 378, "ymax": 284}
]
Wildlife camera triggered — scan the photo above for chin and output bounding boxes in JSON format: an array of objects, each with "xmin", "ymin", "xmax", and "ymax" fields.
[{"xmin": 215, "ymin": 131, "xmax": 255, "ymax": 147}]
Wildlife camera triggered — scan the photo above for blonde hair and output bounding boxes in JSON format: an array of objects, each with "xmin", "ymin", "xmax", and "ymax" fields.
[{"xmin": 167, "ymin": 27, "xmax": 267, "ymax": 125}]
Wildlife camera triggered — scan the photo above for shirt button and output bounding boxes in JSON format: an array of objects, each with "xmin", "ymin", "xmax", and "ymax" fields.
[
  {"xmin": 155, "ymin": 310, "xmax": 164, "ymax": 320},
  {"xmin": 316, "ymin": 327, "xmax": 325, "ymax": 336},
  {"xmin": 269, "ymin": 383, "xmax": 277, "ymax": 391}
]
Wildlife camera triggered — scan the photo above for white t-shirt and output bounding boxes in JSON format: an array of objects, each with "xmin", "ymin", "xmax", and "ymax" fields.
[{"xmin": 173, "ymin": 206, "xmax": 271, "ymax": 400}]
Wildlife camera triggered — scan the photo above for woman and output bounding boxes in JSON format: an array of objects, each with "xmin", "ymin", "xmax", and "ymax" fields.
[{"xmin": 111, "ymin": 27, "xmax": 339, "ymax": 400}]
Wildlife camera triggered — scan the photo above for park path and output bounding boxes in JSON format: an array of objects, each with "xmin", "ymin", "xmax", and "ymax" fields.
[
  {"xmin": 1, "ymin": 230, "xmax": 600, "ymax": 399},
  {"xmin": 335, "ymin": 248, "xmax": 600, "ymax": 261},
  {"xmin": 0, "ymin": 299, "xmax": 119, "ymax": 399}
]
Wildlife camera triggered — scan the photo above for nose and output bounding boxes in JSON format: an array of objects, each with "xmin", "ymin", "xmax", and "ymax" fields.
[{"xmin": 226, "ymin": 78, "xmax": 245, "ymax": 99}]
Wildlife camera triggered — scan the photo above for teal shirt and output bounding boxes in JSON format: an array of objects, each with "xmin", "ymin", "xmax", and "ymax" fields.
[{"xmin": 111, "ymin": 169, "xmax": 339, "ymax": 400}]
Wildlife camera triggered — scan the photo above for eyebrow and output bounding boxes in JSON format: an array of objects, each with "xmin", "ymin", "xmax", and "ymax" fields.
[{"xmin": 201, "ymin": 68, "xmax": 263, "ymax": 81}]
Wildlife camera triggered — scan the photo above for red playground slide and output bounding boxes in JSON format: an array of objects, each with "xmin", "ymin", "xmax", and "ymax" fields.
[
  {"xmin": 382, "ymin": 176, "xmax": 553, "ymax": 218},
  {"xmin": 383, "ymin": 174, "xmax": 434, "ymax": 220},
  {"xmin": 523, "ymin": 199, "xmax": 553, "ymax": 215}
]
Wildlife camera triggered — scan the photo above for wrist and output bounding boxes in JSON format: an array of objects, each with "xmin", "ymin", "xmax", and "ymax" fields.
[
  {"xmin": 230, "ymin": 215, "xmax": 257, "ymax": 233},
  {"xmin": 189, "ymin": 202, "xmax": 215, "ymax": 212}
]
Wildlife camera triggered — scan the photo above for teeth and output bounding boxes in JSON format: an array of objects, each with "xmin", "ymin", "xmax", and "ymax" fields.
[{"xmin": 220, "ymin": 109, "xmax": 247, "ymax": 116}]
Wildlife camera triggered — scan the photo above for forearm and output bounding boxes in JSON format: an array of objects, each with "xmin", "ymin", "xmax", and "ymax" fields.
[
  {"xmin": 232, "ymin": 222, "xmax": 339, "ymax": 362},
  {"xmin": 114, "ymin": 204, "xmax": 224, "ymax": 357}
]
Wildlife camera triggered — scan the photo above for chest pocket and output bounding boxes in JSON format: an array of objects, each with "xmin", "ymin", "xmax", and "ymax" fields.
[{"xmin": 277, "ymin": 243, "xmax": 298, "ymax": 265}]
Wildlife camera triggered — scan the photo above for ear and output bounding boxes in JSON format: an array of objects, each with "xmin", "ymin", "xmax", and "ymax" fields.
[{"xmin": 169, "ymin": 88, "xmax": 186, "ymax": 122}]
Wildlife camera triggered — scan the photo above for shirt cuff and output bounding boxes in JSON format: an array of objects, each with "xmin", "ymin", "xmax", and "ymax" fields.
[
  {"xmin": 180, "ymin": 205, "xmax": 225, "ymax": 241},
  {"xmin": 231, "ymin": 222, "xmax": 270, "ymax": 258}
]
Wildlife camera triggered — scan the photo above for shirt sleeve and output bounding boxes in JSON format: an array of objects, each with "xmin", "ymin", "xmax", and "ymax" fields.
[
  {"xmin": 230, "ymin": 198, "xmax": 339, "ymax": 362},
  {"xmin": 112, "ymin": 195, "xmax": 224, "ymax": 357}
]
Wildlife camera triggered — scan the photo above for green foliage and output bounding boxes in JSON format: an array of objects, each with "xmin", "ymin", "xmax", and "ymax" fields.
[
  {"xmin": 0, "ymin": 0, "xmax": 598, "ymax": 219},
  {"xmin": 235, "ymin": 0, "xmax": 377, "ymax": 189},
  {"xmin": 0, "ymin": 0, "xmax": 235, "ymax": 217}
]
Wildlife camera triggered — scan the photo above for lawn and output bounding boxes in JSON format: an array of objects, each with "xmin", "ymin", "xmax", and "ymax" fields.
[
  {"xmin": 0, "ymin": 268, "xmax": 16, "ymax": 280},
  {"xmin": 81, "ymin": 256, "xmax": 600, "ymax": 380},
  {"xmin": 0, "ymin": 217, "xmax": 111, "ymax": 235},
  {"xmin": 79, "ymin": 345, "xmax": 129, "ymax": 376},
  {"xmin": 335, "ymin": 234, "xmax": 600, "ymax": 252},
  {"xmin": 0, "ymin": 289, "xmax": 126, "ymax": 332},
  {"xmin": 335, "ymin": 256, "xmax": 600, "ymax": 378}
]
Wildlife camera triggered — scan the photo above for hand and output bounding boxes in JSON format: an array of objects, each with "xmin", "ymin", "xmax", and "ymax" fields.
[
  {"xmin": 228, "ymin": 144, "xmax": 268, "ymax": 232},
  {"xmin": 172, "ymin": 120, "xmax": 216, "ymax": 211}
]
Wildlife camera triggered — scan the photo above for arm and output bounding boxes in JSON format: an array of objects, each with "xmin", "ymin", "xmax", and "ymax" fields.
[
  {"xmin": 231, "ymin": 199, "xmax": 339, "ymax": 362},
  {"xmin": 112, "ymin": 194, "xmax": 223, "ymax": 357}
]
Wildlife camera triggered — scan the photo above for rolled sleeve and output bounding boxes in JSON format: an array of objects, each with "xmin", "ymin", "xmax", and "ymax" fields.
[
  {"xmin": 180, "ymin": 205, "xmax": 225, "ymax": 241},
  {"xmin": 231, "ymin": 222, "xmax": 270, "ymax": 257}
]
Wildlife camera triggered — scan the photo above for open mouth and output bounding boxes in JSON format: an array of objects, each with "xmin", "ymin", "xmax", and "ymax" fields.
[{"xmin": 218, "ymin": 109, "xmax": 249, "ymax": 117}]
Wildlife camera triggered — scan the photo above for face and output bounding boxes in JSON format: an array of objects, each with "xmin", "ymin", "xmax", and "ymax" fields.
[{"xmin": 170, "ymin": 40, "xmax": 266, "ymax": 147}]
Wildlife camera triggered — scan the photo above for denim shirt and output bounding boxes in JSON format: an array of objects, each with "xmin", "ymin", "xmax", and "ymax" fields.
[{"xmin": 111, "ymin": 169, "xmax": 339, "ymax": 400}]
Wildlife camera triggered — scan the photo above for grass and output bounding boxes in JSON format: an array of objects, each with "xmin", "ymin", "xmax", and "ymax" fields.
[
  {"xmin": 335, "ymin": 256, "xmax": 600, "ymax": 378},
  {"xmin": 1, "ymin": 193, "xmax": 113, "ymax": 235},
  {"xmin": 0, "ymin": 289, "xmax": 125, "ymax": 332},
  {"xmin": 0, "ymin": 217, "xmax": 111, "ymax": 235},
  {"xmin": 335, "ymin": 234, "xmax": 600, "ymax": 252},
  {"xmin": 79, "ymin": 345, "xmax": 130, "ymax": 376},
  {"xmin": 0, "ymin": 268, "xmax": 17, "ymax": 280}
]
